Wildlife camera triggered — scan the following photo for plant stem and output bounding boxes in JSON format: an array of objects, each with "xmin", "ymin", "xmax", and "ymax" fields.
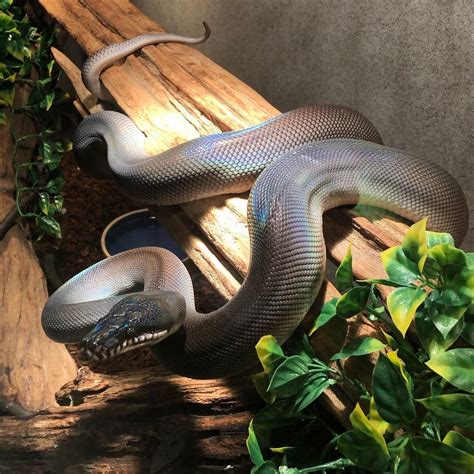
[{"xmin": 299, "ymin": 458, "xmax": 354, "ymax": 472}]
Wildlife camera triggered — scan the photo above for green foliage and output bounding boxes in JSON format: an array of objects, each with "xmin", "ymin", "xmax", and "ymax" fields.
[
  {"xmin": 1, "ymin": 2, "xmax": 71, "ymax": 238},
  {"xmin": 247, "ymin": 220, "xmax": 474, "ymax": 472}
]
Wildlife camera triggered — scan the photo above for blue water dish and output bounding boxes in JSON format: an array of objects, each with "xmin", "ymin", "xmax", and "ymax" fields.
[{"xmin": 101, "ymin": 209, "xmax": 187, "ymax": 260}]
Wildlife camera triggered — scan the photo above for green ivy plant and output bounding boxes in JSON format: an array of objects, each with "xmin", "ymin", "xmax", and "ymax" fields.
[
  {"xmin": 0, "ymin": 0, "xmax": 71, "ymax": 238},
  {"xmin": 247, "ymin": 218, "xmax": 474, "ymax": 473}
]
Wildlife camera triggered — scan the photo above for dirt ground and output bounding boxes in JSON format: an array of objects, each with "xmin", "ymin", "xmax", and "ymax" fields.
[{"xmin": 35, "ymin": 152, "xmax": 226, "ymax": 373}]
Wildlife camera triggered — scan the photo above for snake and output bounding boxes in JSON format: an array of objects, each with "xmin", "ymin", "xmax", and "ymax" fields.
[{"xmin": 41, "ymin": 25, "xmax": 469, "ymax": 379}]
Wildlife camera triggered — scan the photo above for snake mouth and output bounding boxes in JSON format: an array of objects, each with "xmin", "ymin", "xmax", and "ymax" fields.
[{"xmin": 81, "ymin": 329, "xmax": 169, "ymax": 361}]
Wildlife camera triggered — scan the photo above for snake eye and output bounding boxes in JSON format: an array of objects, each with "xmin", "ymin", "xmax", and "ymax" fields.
[{"xmin": 80, "ymin": 291, "xmax": 186, "ymax": 360}]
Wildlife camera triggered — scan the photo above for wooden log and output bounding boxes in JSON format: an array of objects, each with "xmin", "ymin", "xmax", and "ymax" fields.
[
  {"xmin": 0, "ymin": 366, "xmax": 258, "ymax": 473},
  {"xmin": 0, "ymin": 86, "xmax": 77, "ymax": 412}
]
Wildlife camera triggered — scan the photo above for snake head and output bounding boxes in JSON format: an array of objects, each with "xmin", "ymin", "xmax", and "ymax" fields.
[{"xmin": 80, "ymin": 291, "xmax": 186, "ymax": 361}]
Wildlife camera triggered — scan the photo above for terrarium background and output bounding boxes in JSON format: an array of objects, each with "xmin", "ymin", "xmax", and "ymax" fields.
[{"xmin": 134, "ymin": 0, "xmax": 473, "ymax": 250}]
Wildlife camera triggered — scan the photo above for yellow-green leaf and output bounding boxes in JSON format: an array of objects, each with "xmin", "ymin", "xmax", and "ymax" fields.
[
  {"xmin": 426, "ymin": 230, "xmax": 454, "ymax": 248},
  {"xmin": 426, "ymin": 348, "xmax": 474, "ymax": 393},
  {"xmin": 369, "ymin": 397, "xmax": 389, "ymax": 435},
  {"xmin": 387, "ymin": 287, "xmax": 427, "ymax": 336},
  {"xmin": 381, "ymin": 329, "xmax": 398, "ymax": 350},
  {"xmin": 404, "ymin": 437, "xmax": 474, "ymax": 474},
  {"xmin": 335, "ymin": 244, "xmax": 353, "ymax": 292},
  {"xmin": 336, "ymin": 286, "xmax": 370, "ymax": 318},
  {"xmin": 425, "ymin": 244, "xmax": 467, "ymax": 277},
  {"xmin": 381, "ymin": 245, "xmax": 420, "ymax": 285},
  {"xmin": 247, "ymin": 420, "xmax": 264, "ymax": 466},
  {"xmin": 255, "ymin": 335, "xmax": 285, "ymax": 375},
  {"xmin": 350, "ymin": 403, "xmax": 388, "ymax": 454},
  {"xmin": 417, "ymin": 394, "xmax": 474, "ymax": 429},
  {"xmin": 415, "ymin": 309, "xmax": 464, "ymax": 357},
  {"xmin": 443, "ymin": 431, "xmax": 474, "ymax": 455},
  {"xmin": 269, "ymin": 446, "xmax": 294, "ymax": 454},
  {"xmin": 387, "ymin": 350, "xmax": 411, "ymax": 388},
  {"xmin": 401, "ymin": 218, "xmax": 428, "ymax": 272}
]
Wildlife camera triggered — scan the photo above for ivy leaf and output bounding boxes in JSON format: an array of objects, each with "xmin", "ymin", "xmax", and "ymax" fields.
[
  {"xmin": 40, "ymin": 140, "xmax": 53, "ymax": 161},
  {"xmin": 462, "ymin": 311, "xmax": 474, "ymax": 345},
  {"xmin": 0, "ymin": 1, "xmax": 13, "ymax": 13},
  {"xmin": 6, "ymin": 36, "xmax": 25, "ymax": 60},
  {"xmin": 45, "ymin": 175, "xmax": 65, "ymax": 194},
  {"xmin": 335, "ymin": 244, "xmax": 353, "ymax": 292},
  {"xmin": 40, "ymin": 91, "xmax": 55, "ymax": 110},
  {"xmin": 426, "ymin": 348, "xmax": 474, "ymax": 393},
  {"xmin": 330, "ymin": 336, "xmax": 385, "ymax": 361},
  {"xmin": 417, "ymin": 394, "xmax": 474, "ymax": 429},
  {"xmin": 308, "ymin": 297, "xmax": 338, "ymax": 335},
  {"xmin": 387, "ymin": 286, "xmax": 427, "ymax": 336},
  {"xmin": 0, "ymin": 11, "xmax": 16, "ymax": 32},
  {"xmin": 52, "ymin": 194, "xmax": 64, "ymax": 212},
  {"xmin": 0, "ymin": 108, "xmax": 6, "ymax": 125},
  {"xmin": 401, "ymin": 218, "xmax": 428, "ymax": 272},
  {"xmin": 443, "ymin": 431, "xmax": 474, "ymax": 456},
  {"xmin": 36, "ymin": 215, "xmax": 61, "ymax": 238},
  {"xmin": 256, "ymin": 335, "xmax": 285, "ymax": 375},
  {"xmin": 381, "ymin": 245, "xmax": 420, "ymax": 285},
  {"xmin": 46, "ymin": 59, "xmax": 55, "ymax": 77},
  {"xmin": 335, "ymin": 286, "xmax": 370, "ymax": 318},
  {"xmin": 415, "ymin": 309, "xmax": 464, "ymax": 357},
  {"xmin": 0, "ymin": 86, "xmax": 15, "ymax": 106},
  {"xmin": 54, "ymin": 139, "xmax": 73, "ymax": 152},
  {"xmin": 38, "ymin": 192, "xmax": 50, "ymax": 215},
  {"xmin": 373, "ymin": 354, "xmax": 416, "ymax": 424},
  {"xmin": 267, "ymin": 355, "xmax": 308, "ymax": 398},
  {"xmin": 42, "ymin": 151, "xmax": 62, "ymax": 171}
]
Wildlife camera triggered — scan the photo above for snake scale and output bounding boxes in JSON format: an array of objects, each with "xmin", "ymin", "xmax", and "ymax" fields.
[{"xmin": 42, "ymin": 25, "xmax": 469, "ymax": 379}]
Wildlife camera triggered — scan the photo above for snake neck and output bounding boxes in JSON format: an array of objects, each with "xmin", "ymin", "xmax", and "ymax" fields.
[
  {"xmin": 73, "ymin": 111, "xmax": 148, "ymax": 174},
  {"xmin": 73, "ymin": 106, "xmax": 383, "ymax": 205}
]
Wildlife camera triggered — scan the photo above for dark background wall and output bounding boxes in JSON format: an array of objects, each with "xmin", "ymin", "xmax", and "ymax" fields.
[{"xmin": 134, "ymin": 0, "xmax": 473, "ymax": 249}]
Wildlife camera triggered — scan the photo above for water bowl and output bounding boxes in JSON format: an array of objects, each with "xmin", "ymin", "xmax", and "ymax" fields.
[{"xmin": 101, "ymin": 209, "xmax": 187, "ymax": 260}]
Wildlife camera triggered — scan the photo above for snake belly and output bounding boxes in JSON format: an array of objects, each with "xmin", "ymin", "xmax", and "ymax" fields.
[{"xmin": 41, "ymin": 32, "xmax": 469, "ymax": 379}]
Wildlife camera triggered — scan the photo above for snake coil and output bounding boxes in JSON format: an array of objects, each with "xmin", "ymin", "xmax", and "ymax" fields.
[{"xmin": 42, "ymin": 25, "xmax": 469, "ymax": 378}]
